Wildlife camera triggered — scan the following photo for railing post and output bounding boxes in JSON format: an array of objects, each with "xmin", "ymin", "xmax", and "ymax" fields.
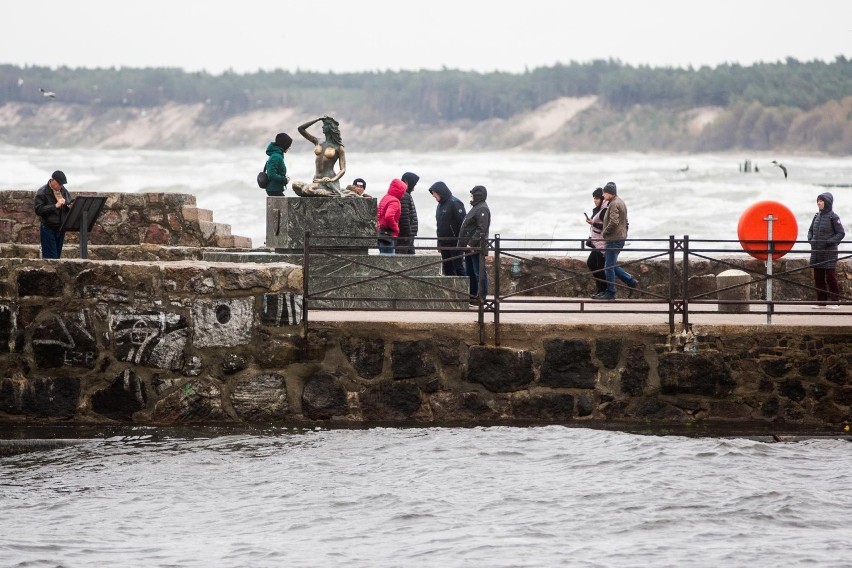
[
  {"xmin": 478, "ymin": 235, "xmax": 487, "ymax": 345},
  {"xmin": 302, "ymin": 231, "xmax": 311, "ymax": 338},
  {"xmin": 682, "ymin": 235, "xmax": 690, "ymax": 329},
  {"xmin": 494, "ymin": 233, "xmax": 501, "ymax": 346},
  {"xmin": 668, "ymin": 235, "xmax": 676, "ymax": 334}
]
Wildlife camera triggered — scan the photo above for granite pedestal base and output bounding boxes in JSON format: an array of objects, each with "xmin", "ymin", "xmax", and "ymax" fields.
[{"xmin": 266, "ymin": 196, "xmax": 376, "ymax": 253}]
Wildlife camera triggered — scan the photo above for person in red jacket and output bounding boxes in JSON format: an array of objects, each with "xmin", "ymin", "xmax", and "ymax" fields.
[{"xmin": 376, "ymin": 178, "xmax": 406, "ymax": 254}]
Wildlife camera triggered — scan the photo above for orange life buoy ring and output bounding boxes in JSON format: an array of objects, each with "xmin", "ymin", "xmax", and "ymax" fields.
[{"xmin": 737, "ymin": 200, "xmax": 798, "ymax": 260}]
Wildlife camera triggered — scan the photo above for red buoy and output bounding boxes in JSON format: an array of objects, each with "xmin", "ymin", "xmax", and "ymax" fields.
[{"xmin": 737, "ymin": 200, "xmax": 798, "ymax": 260}]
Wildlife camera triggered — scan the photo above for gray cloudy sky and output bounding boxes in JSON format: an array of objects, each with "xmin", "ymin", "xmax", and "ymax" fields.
[{"xmin": 3, "ymin": 0, "xmax": 850, "ymax": 74}]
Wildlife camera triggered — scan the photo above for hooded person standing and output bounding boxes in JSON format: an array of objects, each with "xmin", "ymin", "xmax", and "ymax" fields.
[
  {"xmin": 34, "ymin": 170, "xmax": 74, "ymax": 259},
  {"xmin": 807, "ymin": 192, "xmax": 845, "ymax": 308},
  {"xmin": 376, "ymin": 178, "xmax": 407, "ymax": 254},
  {"xmin": 428, "ymin": 181, "xmax": 467, "ymax": 276},
  {"xmin": 264, "ymin": 132, "xmax": 293, "ymax": 197},
  {"xmin": 458, "ymin": 185, "xmax": 491, "ymax": 303},
  {"xmin": 397, "ymin": 172, "xmax": 420, "ymax": 254}
]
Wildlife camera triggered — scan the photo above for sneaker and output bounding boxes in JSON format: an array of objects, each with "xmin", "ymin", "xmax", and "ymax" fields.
[
  {"xmin": 811, "ymin": 305, "xmax": 827, "ymax": 309},
  {"xmin": 595, "ymin": 292, "xmax": 616, "ymax": 301},
  {"xmin": 827, "ymin": 305, "xmax": 840, "ymax": 310},
  {"xmin": 627, "ymin": 279, "xmax": 639, "ymax": 298}
]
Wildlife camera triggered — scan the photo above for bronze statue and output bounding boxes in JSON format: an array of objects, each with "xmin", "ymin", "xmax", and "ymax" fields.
[{"xmin": 291, "ymin": 115, "xmax": 349, "ymax": 197}]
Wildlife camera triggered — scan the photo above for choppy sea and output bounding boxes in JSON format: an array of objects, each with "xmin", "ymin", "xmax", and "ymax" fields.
[
  {"xmin": 2, "ymin": 426, "xmax": 851, "ymax": 567},
  {"xmin": 2, "ymin": 146, "xmax": 851, "ymax": 251}
]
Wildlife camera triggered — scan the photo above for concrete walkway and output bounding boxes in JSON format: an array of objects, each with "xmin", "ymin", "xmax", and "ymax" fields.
[{"xmin": 309, "ymin": 297, "xmax": 851, "ymax": 328}]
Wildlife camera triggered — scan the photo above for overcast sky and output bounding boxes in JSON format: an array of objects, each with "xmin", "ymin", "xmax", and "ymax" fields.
[{"xmin": 3, "ymin": 0, "xmax": 850, "ymax": 74}]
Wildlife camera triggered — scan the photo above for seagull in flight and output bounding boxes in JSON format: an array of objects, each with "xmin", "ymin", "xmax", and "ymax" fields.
[
  {"xmin": 39, "ymin": 88, "xmax": 56, "ymax": 99},
  {"xmin": 771, "ymin": 160, "xmax": 787, "ymax": 179}
]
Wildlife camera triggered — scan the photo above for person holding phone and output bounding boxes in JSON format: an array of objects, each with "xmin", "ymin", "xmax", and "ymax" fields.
[{"xmin": 585, "ymin": 187, "xmax": 607, "ymax": 296}]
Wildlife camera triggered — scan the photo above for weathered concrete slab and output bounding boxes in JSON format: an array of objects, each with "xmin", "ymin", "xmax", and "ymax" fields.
[{"xmin": 266, "ymin": 196, "xmax": 376, "ymax": 253}]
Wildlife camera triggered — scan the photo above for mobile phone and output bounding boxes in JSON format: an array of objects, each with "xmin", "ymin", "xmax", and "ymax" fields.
[{"xmin": 584, "ymin": 212, "xmax": 590, "ymax": 220}]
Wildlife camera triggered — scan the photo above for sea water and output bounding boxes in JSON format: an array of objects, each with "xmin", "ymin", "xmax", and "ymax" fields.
[
  {"xmin": 2, "ymin": 145, "xmax": 850, "ymax": 251},
  {"xmin": 1, "ymin": 426, "xmax": 851, "ymax": 567}
]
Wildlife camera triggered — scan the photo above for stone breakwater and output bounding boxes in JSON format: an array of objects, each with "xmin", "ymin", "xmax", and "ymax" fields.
[
  {"xmin": 0, "ymin": 191, "xmax": 251, "ymax": 249},
  {"xmin": 0, "ymin": 257, "xmax": 849, "ymax": 429}
]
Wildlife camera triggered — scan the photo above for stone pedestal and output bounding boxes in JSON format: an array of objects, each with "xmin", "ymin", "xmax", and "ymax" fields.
[
  {"xmin": 266, "ymin": 197, "xmax": 376, "ymax": 253},
  {"xmin": 716, "ymin": 269, "xmax": 752, "ymax": 313}
]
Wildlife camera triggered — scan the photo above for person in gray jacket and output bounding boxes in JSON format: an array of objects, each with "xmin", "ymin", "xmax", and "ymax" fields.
[
  {"xmin": 807, "ymin": 192, "xmax": 845, "ymax": 308},
  {"xmin": 458, "ymin": 185, "xmax": 491, "ymax": 303}
]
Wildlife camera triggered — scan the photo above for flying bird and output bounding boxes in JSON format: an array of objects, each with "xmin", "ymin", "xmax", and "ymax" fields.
[
  {"xmin": 39, "ymin": 88, "xmax": 56, "ymax": 99},
  {"xmin": 771, "ymin": 160, "xmax": 787, "ymax": 179}
]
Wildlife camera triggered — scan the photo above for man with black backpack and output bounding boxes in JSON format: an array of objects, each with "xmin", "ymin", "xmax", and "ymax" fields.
[{"xmin": 262, "ymin": 132, "xmax": 292, "ymax": 196}]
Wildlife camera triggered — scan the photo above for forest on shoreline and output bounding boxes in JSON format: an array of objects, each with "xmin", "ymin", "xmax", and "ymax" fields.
[{"xmin": 1, "ymin": 58, "xmax": 850, "ymax": 154}]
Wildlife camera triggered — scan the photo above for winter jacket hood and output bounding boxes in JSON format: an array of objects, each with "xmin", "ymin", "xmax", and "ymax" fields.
[
  {"xmin": 470, "ymin": 185, "xmax": 487, "ymax": 204},
  {"xmin": 266, "ymin": 142, "xmax": 284, "ymax": 158},
  {"xmin": 818, "ymin": 192, "xmax": 834, "ymax": 212},
  {"xmin": 387, "ymin": 178, "xmax": 407, "ymax": 199},
  {"xmin": 401, "ymin": 172, "xmax": 420, "ymax": 193},
  {"xmin": 429, "ymin": 181, "xmax": 452, "ymax": 202}
]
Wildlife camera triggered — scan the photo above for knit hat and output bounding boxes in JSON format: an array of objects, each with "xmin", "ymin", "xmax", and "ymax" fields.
[
  {"xmin": 353, "ymin": 178, "xmax": 366, "ymax": 189},
  {"xmin": 603, "ymin": 182, "xmax": 617, "ymax": 195},
  {"xmin": 274, "ymin": 132, "xmax": 293, "ymax": 150},
  {"xmin": 592, "ymin": 187, "xmax": 604, "ymax": 199},
  {"xmin": 51, "ymin": 170, "xmax": 68, "ymax": 185}
]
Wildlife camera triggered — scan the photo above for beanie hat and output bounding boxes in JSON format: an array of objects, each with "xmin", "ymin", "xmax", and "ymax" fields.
[
  {"xmin": 603, "ymin": 182, "xmax": 617, "ymax": 195},
  {"xmin": 592, "ymin": 187, "xmax": 604, "ymax": 199},
  {"xmin": 274, "ymin": 132, "xmax": 293, "ymax": 150},
  {"xmin": 353, "ymin": 178, "xmax": 366, "ymax": 189}
]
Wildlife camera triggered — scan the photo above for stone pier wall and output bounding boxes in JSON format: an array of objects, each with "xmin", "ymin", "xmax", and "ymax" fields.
[
  {"xmin": 0, "ymin": 258, "xmax": 849, "ymax": 429},
  {"xmin": 0, "ymin": 191, "xmax": 252, "ymax": 248}
]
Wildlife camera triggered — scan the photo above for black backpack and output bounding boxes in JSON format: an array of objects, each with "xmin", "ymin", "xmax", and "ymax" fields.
[{"xmin": 257, "ymin": 160, "xmax": 270, "ymax": 189}]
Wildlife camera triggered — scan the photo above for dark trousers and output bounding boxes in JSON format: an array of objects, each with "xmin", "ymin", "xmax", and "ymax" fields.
[
  {"xmin": 587, "ymin": 249, "xmax": 607, "ymax": 293},
  {"xmin": 378, "ymin": 237, "xmax": 396, "ymax": 254},
  {"xmin": 40, "ymin": 224, "xmax": 65, "ymax": 259},
  {"xmin": 440, "ymin": 248, "xmax": 466, "ymax": 276},
  {"xmin": 396, "ymin": 236, "xmax": 415, "ymax": 254},
  {"xmin": 814, "ymin": 268, "xmax": 840, "ymax": 303},
  {"xmin": 465, "ymin": 253, "xmax": 488, "ymax": 299}
]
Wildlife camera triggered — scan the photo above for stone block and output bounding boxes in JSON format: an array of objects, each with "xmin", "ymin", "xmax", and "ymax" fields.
[
  {"xmin": 301, "ymin": 372, "xmax": 348, "ymax": 420},
  {"xmin": 266, "ymin": 197, "xmax": 377, "ymax": 253},
  {"xmin": 17, "ymin": 268, "xmax": 63, "ymax": 297},
  {"xmin": 261, "ymin": 293, "xmax": 303, "ymax": 326},
  {"xmin": 230, "ymin": 373, "xmax": 289, "ymax": 421},
  {"xmin": 191, "ymin": 297, "xmax": 254, "ymax": 348},
  {"xmin": 91, "ymin": 369, "xmax": 148, "ymax": 420},
  {"xmin": 31, "ymin": 311, "xmax": 98, "ymax": 369},
  {"xmin": 467, "ymin": 346, "xmax": 534, "ymax": 393},
  {"xmin": 716, "ymin": 269, "xmax": 752, "ymax": 313},
  {"xmin": 111, "ymin": 310, "xmax": 188, "ymax": 370},
  {"xmin": 539, "ymin": 338, "xmax": 596, "ymax": 389}
]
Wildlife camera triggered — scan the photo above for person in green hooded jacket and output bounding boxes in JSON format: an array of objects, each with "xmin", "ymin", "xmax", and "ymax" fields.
[{"xmin": 264, "ymin": 133, "xmax": 293, "ymax": 196}]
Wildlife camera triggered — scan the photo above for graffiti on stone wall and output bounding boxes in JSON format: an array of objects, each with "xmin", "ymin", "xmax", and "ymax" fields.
[
  {"xmin": 191, "ymin": 297, "xmax": 253, "ymax": 348},
  {"xmin": 31, "ymin": 310, "xmax": 98, "ymax": 369},
  {"xmin": 261, "ymin": 293, "xmax": 303, "ymax": 326},
  {"xmin": 111, "ymin": 311, "xmax": 188, "ymax": 370}
]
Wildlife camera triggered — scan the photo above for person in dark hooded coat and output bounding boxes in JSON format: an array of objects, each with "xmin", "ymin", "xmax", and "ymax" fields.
[
  {"xmin": 397, "ymin": 172, "xmax": 420, "ymax": 254},
  {"xmin": 807, "ymin": 192, "xmax": 845, "ymax": 307},
  {"xmin": 428, "ymin": 181, "xmax": 467, "ymax": 276},
  {"xmin": 458, "ymin": 185, "xmax": 491, "ymax": 303}
]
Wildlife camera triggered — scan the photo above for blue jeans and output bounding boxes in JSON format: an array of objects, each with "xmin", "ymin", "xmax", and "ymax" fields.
[
  {"xmin": 465, "ymin": 253, "xmax": 488, "ymax": 298},
  {"xmin": 378, "ymin": 237, "xmax": 396, "ymax": 255},
  {"xmin": 604, "ymin": 240, "xmax": 634, "ymax": 294},
  {"xmin": 40, "ymin": 224, "xmax": 65, "ymax": 259}
]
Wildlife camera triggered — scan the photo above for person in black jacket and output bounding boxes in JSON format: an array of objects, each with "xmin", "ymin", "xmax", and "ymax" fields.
[
  {"xmin": 428, "ymin": 181, "xmax": 467, "ymax": 276},
  {"xmin": 397, "ymin": 172, "xmax": 420, "ymax": 254},
  {"xmin": 34, "ymin": 170, "xmax": 74, "ymax": 259},
  {"xmin": 807, "ymin": 192, "xmax": 846, "ymax": 308},
  {"xmin": 458, "ymin": 185, "xmax": 491, "ymax": 303}
]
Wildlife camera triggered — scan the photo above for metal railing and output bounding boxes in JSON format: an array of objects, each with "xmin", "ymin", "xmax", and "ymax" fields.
[{"xmin": 302, "ymin": 232, "xmax": 851, "ymax": 344}]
